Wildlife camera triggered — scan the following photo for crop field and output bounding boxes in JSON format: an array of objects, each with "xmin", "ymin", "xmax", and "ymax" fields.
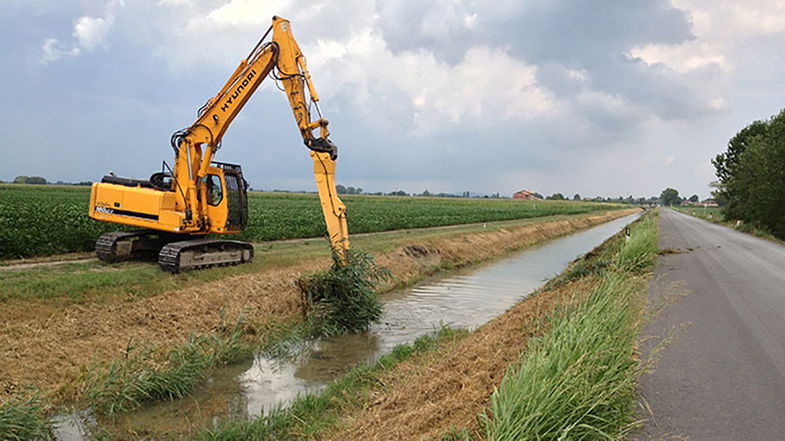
[{"xmin": 0, "ymin": 184, "xmax": 616, "ymax": 259}]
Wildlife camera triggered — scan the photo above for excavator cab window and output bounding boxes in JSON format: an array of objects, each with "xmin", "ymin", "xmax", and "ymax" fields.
[{"xmin": 207, "ymin": 174, "xmax": 223, "ymax": 206}]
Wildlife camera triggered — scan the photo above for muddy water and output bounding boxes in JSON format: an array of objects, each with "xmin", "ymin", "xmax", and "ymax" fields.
[{"xmin": 53, "ymin": 213, "xmax": 640, "ymax": 440}]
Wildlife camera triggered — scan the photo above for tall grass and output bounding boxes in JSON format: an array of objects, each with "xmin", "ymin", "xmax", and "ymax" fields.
[
  {"xmin": 84, "ymin": 320, "xmax": 251, "ymax": 416},
  {"xmin": 298, "ymin": 248, "xmax": 390, "ymax": 337},
  {"xmin": 482, "ymin": 213, "xmax": 657, "ymax": 441},
  {"xmin": 0, "ymin": 394, "xmax": 53, "ymax": 441}
]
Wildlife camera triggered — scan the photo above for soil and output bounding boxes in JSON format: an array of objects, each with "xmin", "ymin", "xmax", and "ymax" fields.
[{"xmin": 0, "ymin": 208, "xmax": 638, "ymax": 404}]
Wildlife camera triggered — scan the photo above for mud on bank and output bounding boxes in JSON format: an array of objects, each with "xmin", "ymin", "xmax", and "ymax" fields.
[{"xmin": 0, "ymin": 208, "xmax": 639, "ymax": 405}]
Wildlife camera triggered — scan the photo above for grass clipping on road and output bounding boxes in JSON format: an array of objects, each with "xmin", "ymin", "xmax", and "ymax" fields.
[
  {"xmin": 481, "ymin": 213, "xmax": 657, "ymax": 441},
  {"xmin": 298, "ymin": 248, "xmax": 390, "ymax": 337}
]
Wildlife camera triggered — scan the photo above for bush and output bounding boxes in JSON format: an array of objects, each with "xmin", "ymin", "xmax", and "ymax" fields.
[{"xmin": 298, "ymin": 248, "xmax": 389, "ymax": 336}]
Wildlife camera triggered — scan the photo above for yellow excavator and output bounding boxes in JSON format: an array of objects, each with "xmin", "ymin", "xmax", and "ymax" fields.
[{"xmin": 89, "ymin": 16, "xmax": 349, "ymax": 272}]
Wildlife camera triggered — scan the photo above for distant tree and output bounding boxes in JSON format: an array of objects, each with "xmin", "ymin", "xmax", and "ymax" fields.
[
  {"xmin": 548, "ymin": 193, "xmax": 565, "ymax": 200},
  {"xmin": 421, "ymin": 189, "xmax": 432, "ymax": 197},
  {"xmin": 336, "ymin": 184, "xmax": 348, "ymax": 194},
  {"xmin": 13, "ymin": 175, "xmax": 47, "ymax": 185},
  {"xmin": 388, "ymin": 190, "xmax": 408, "ymax": 196},
  {"xmin": 534, "ymin": 192, "xmax": 543, "ymax": 199},
  {"xmin": 688, "ymin": 194, "xmax": 699, "ymax": 203},
  {"xmin": 573, "ymin": 193, "xmax": 581, "ymax": 201},
  {"xmin": 660, "ymin": 188, "xmax": 681, "ymax": 206}
]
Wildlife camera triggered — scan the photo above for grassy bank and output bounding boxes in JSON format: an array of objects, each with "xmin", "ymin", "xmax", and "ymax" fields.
[
  {"xmin": 481, "ymin": 213, "xmax": 656, "ymax": 440},
  {"xmin": 672, "ymin": 206, "xmax": 784, "ymax": 244}
]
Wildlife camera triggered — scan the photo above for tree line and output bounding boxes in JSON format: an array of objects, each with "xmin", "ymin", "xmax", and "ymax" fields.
[{"xmin": 712, "ymin": 108, "xmax": 785, "ymax": 238}]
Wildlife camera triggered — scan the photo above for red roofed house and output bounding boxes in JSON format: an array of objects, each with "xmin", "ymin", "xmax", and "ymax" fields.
[{"xmin": 513, "ymin": 189, "xmax": 541, "ymax": 200}]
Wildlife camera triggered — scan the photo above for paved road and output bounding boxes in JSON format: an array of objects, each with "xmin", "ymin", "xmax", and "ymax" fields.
[{"xmin": 637, "ymin": 209, "xmax": 785, "ymax": 441}]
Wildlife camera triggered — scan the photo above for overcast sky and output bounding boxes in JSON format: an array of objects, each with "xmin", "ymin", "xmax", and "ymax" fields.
[{"xmin": 2, "ymin": 1, "xmax": 784, "ymax": 198}]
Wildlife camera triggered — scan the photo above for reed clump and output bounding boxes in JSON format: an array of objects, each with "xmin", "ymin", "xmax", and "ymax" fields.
[
  {"xmin": 298, "ymin": 248, "xmax": 390, "ymax": 337},
  {"xmin": 83, "ymin": 318, "xmax": 251, "ymax": 416},
  {"xmin": 481, "ymin": 213, "xmax": 657, "ymax": 441}
]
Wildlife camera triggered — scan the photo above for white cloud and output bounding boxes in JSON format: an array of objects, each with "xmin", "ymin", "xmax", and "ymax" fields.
[
  {"xmin": 40, "ymin": 0, "xmax": 123, "ymax": 64},
  {"xmin": 306, "ymin": 30, "xmax": 556, "ymax": 135},
  {"xmin": 40, "ymin": 38, "xmax": 81, "ymax": 63},
  {"xmin": 627, "ymin": 42, "xmax": 730, "ymax": 73},
  {"xmin": 203, "ymin": 0, "xmax": 291, "ymax": 28},
  {"xmin": 73, "ymin": 16, "xmax": 111, "ymax": 50}
]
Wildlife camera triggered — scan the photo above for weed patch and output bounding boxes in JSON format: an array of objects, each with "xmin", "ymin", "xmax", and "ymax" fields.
[
  {"xmin": 83, "ymin": 317, "xmax": 252, "ymax": 416},
  {"xmin": 298, "ymin": 248, "xmax": 390, "ymax": 337},
  {"xmin": 0, "ymin": 394, "xmax": 53, "ymax": 441}
]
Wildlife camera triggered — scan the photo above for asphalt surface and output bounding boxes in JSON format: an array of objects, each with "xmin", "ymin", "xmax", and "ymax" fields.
[{"xmin": 636, "ymin": 209, "xmax": 785, "ymax": 440}]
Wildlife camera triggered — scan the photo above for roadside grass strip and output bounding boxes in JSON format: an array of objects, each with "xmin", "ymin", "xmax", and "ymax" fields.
[
  {"xmin": 482, "ymin": 213, "xmax": 657, "ymax": 441},
  {"xmin": 0, "ymin": 394, "xmax": 53, "ymax": 441},
  {"xmin": 193, "ymin": 327, "xmax": 468, "ymax": 441}
]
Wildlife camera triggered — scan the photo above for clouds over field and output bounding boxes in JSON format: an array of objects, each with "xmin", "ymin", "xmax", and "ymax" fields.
[{"xmin": 2, "ymin": 0, "xmax": 785, "ymax": 197}]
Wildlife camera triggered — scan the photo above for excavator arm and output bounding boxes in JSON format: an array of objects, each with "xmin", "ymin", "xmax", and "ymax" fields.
[{"xmin": 172, "ymin": 16, "xmax": 349, "ymax": 256}]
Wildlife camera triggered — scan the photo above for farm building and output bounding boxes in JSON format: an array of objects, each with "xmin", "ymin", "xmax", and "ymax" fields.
[{"xmin": 513, "ymin": 189, "xmax": 541, "ymax": 200}]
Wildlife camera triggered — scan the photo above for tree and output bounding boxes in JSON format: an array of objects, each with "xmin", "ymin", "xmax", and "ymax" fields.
[
  {"xmin": 534, "ymin": 192, "xmax": 544, "ymax": 199},
  {"xmin": 713, "ymin": 109, "xmax": 785, "ymax": 237},
  {"xmin": 336, "ymin": 184, "xmax": 348, "ymax": 194},
  {"xmin": 13, "ymin": 176, "xmax": 47, "ymax": 185},
  {"xmin": 688, "ymin": 194, "xmax": 699, "ymax": 203},
  {"xmin": 660, "ymin": 188, "xmax": 681, "ymax": 206},
  {"xmin": 548, "ymin": 193, "xmax": 565, "ymax": 200},
  {"xmin": 421, "ymin": 189, "xmax": 432, "ymax": 197},
  {"xmin": 573, "ymin": 193, "xmax": 581, "ymax": 201}
]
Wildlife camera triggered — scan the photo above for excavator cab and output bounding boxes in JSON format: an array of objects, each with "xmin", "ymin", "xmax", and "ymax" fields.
[{"xmin": 205, "ymin": 162, "xmax": 248, "ymax": 234}]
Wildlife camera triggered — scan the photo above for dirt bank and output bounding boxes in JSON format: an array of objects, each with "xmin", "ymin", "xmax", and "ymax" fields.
[{"xmin": 0, "ymin": 208, "xmax": 638, "ymax": 404}]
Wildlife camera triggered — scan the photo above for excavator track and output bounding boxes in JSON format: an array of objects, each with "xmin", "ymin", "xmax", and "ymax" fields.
[
  {"xmin": 95, "ymin": 230, "xmax": 167, "ymax": 263},
  {"xmin": 158, "ymin": 239, "xmax": 254, "ymax": 273}
]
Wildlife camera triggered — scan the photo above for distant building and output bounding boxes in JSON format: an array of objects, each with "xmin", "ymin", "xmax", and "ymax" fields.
[
  {"xmin": 513, "ymin": 189, "xmax": 541, "ymax": 200},
  {"xmin": 702, "ymin": 199, "xmax": 718, "ymax": 208}
]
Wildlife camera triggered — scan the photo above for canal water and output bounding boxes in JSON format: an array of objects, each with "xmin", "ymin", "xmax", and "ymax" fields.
[{"xmin": 54, "ymin": 212, "xmax": 641, "ymax": 440}]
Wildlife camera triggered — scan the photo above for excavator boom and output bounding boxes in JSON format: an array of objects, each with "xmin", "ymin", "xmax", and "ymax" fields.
[{"xmin": 89, "ymin": 16, "xmax": 349, "ymax": 270}]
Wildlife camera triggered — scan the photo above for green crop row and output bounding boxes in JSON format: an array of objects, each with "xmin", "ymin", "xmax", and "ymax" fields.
[{"xmin": 0, "ymin": 184, "xmax": 615, "ymax": 259}]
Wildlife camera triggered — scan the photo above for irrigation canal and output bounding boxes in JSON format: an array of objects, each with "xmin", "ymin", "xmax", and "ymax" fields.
[{"xmin": 54, "ymin": 212, "xmax": 641, "ymax": 440}]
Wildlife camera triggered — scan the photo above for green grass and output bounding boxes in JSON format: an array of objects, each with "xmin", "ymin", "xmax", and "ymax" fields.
[
  {"xmin": 83, "ymin": 316, "xmax": 253, "ymax": 416},
  {"xmin": 672, "ymin": 205, "xmax": 785, "ymax": 244},
  {"xmin": 0, "ymin": 394, "xmax": 53, "ymax": 441},
  {"xmin": 192, "ymin": 326, "xmax": 468, "ymax": 441},
  {"xmin": 0, "ymin": 184, "xmax": 617, "ymax": 259},
  {"xmin": 480, "ymin": 212, "xmax": 657, "ymax": 441}
]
